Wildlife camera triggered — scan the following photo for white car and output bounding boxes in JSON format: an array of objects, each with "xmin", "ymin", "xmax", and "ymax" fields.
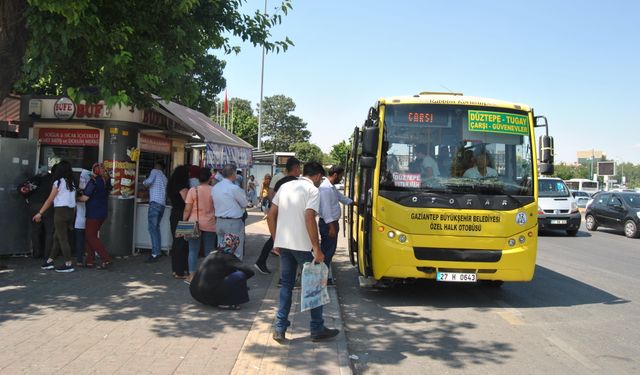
[{"xmin": 570, "ymin": 190, "xmax": 591, "ymax": 208}]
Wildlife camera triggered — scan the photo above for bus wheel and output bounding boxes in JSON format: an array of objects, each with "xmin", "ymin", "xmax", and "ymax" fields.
[{"xmin": 480, "ymin": 280, "xmax": 504, "ymax": 288}]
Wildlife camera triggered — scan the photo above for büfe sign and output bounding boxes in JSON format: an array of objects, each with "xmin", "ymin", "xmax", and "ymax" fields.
[{"xmin": 39, "ymin": 128, "xmax": 100, "ymax": 146}]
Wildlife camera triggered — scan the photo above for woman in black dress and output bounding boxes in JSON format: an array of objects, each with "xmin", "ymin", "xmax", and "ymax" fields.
[
  {"xmin": 167, "ymin": 165, "xmax": 190, "ymax": 279},
  {"xmin": 189, "ymin": 234, "xmax": 255, "ymax": 309}
]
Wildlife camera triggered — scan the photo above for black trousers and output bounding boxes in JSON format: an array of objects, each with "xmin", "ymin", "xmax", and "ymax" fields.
[
  {"xmin": 170, "ymin": 212, "xmax": 189, "ymax": 276},
  {"xmin": 29, "ymin": 205, "xmax": 54, "ymax": 259},
  {"xmin": 255, "ymin": 236, "xmax": 273, "ymax": 266}
]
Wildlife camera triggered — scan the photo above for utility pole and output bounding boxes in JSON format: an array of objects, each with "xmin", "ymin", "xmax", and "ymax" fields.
[{"xmin": 256, "ymin": 0, "xmax": 267, "ymax": 150}]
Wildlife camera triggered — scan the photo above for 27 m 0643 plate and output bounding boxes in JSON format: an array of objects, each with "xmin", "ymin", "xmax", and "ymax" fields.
[{"xmin": 437, "ymin": 272, "xmax": 477, "ymax": 282}]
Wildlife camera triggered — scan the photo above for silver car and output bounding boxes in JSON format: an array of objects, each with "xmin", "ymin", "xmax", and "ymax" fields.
[{"xmin": 571, "ymin": 190, "xmax": 591, "ymax": 208}]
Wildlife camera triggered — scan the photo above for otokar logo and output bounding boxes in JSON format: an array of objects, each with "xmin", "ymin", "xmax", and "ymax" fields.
[{"xmin": 515, "ymin": 212, "xmax": 527, "ymax": 226}]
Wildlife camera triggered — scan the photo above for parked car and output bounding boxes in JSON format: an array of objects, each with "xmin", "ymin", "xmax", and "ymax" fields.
[
  {"xmin": 585, "ymin": 192, "xmax": 640, "ymax": 238},
  {"xmin": 538, "ymin": 177, "xmax": 581, "ymax": 236},
  {"xmin": 570, "ymin": 190, "xmax": 591, "ymax": 208}
]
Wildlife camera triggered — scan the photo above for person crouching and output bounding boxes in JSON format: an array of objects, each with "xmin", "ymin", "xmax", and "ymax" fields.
[{"xmin": 188, "ymin": 234, "xmax": 255, "ymax": 310}]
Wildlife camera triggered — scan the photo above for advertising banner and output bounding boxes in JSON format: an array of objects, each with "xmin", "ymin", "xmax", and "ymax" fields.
[{"xmin": 39, "ymin": 128, "xmax": 100, "ymax": 146}]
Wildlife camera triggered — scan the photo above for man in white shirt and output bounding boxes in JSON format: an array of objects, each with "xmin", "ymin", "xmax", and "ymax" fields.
[
  {"xmin": 143, "ymin": 161, "xmax": 167, "ymax": 262},
  {"xmin": 318, "ymin": 165, "xmax": 352, "ymax": 285},
  {"xmin": 212, "ymin": 164, "xmax": 249, "ymax": 260},
  {"xmin": 409, "ymin": 144, "xmax": 440, "ymax": 179},
  {"xmin": 267, "ymin": 162, "xmax": 340, "ymax": 343}
]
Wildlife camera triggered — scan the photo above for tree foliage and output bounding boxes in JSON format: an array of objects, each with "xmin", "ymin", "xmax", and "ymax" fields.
[
  {"xmin": 228, "ymin": 98, "xmax": 258, "ymax": 147},
  {"xmin": 329, "ymin": 140, "xmax": 351, "ymax": 166},
  {"xmin": 1, "ymin": 0, "xmax": 293, "ymax": 113},
  {"xmin": 261, "ymin": 94, "xmax": 310, "ymax": 152},
  {"xmin": 0, "ymin": 0, "xmax": 28, "ymax": 101},
  {"xmin": 290, "ymin": 141, "xmax": 323, "ymax": 164}
]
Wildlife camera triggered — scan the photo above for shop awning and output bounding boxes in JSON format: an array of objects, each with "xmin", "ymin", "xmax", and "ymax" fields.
[
  {"xmin": 156, "ymin": 100, "xmax": 252, "ymax": 149},
  {"xmin": 0, "ymin": 96, "xmax": 20, "ymax": 123},
  {"xmin": 156, "ymin": 99, "xmax": 253, "ymax": 168}
]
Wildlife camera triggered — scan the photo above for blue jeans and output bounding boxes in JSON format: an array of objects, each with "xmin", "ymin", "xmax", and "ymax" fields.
[
  {"xmin": 319, "ymin": 219, "xmax": 338, "ymax": 269},
  {"xmin": 148, "ymin": 202, "xmax": 165, "ymax": 257},
  {"xmin": 74, "ymin": 228, "xmax": 85, "ymax": 263},
  {"xmin": 187, "ymin": 231, "xmax": 217, "ymax": 273},
  {"xmin": 275, "ymin": 249, "xmax": 324, "ymax": 335}
]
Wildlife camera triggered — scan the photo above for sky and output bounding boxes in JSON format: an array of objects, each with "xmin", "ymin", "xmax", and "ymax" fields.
[{"xmin": 221, "ymin": 0, "xmax": 640, "ymax": 164}]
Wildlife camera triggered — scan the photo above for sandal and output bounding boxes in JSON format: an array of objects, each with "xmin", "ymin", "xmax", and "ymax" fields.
[
  {"xmin": 172, "ymin": 272, "xmax": 187, "ymax": 279},
  {"xmin": 96, "ymin": 261, "xmax": 111, "ymax": 270}
]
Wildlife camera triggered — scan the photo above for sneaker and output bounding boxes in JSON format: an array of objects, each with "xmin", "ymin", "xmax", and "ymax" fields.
[
  {"xmin": 55, "ymin": 264, "xmax": 75, "ymax": 273},
  {"xmin": 311, "ymin": 327, "xmax": 340, "ymax": 342},
  {"xmin": 254, "ymin": 263, "xmax": 271, "ymax": 275},
  {"xmin": 144, "ymin": 255, "xmax": 159, "ymax": 263},
  {"xmin": 41, "ymin": 260, "xmax": 55, "ymax": 270},
  {"xmin": 273, "ymin": 330, "xmax": 286, "ymax": 343}
]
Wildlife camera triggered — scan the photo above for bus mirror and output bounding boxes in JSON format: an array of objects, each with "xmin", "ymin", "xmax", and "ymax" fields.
[
  {"xmin": 538, "ymin": 135, "xmax": 554, "ymax": 164},
  {"xmin": 534, "ymin": 116, "xmax": 548, "ymax": 128},
  {"xmin": 539, "ymin": 163, "xmax": 554, "ymax": 175},
  {"xmin": 538, "ymin": 135, "xmax": 554, "ymax": 175},
  {"xmin": 360, "ymin": 156, "xmax": 377, "ymax": 168},
  {"xmin": 362, "ymin": 127, "xmax": 379, "ymax": 156}
]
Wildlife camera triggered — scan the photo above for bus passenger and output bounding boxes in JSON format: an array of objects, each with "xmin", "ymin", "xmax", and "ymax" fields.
[
  {"xmin": 463, "ymin": 150, "xmax": 497, "ymax": 178},
  {"xmin": 409, "ymin": 144, "xmax": 440, "ymax": 178}
]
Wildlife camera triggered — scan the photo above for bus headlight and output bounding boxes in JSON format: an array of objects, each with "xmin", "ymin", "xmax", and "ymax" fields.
[
  {"xmin": 519, "ymin": 235, "xmax": 526, "ymax": 244},
  {"xmin": 387, "ymin": 231, "xmax": 396, "ymax": 239},
  {"xmin": 398, "ymin": 234, "xmax": 407, "ymax": 243},
  {"xmin": 508, "ymin": 238, "xmax": 516, "ymax": 247}
]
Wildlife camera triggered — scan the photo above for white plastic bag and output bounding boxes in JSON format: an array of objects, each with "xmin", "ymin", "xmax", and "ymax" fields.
[{"xmin": 300, "ymin": 261, "xmax": 330, "ymax": 312}]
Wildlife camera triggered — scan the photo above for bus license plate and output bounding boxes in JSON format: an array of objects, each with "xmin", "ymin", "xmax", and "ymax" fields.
[
  {"xmin": 437, "ymin": 272, "xmax": 477, "ymax": 282},
  {"xmin": 550, "ymin": 219, "xmax": 567, "ymax": 224}
]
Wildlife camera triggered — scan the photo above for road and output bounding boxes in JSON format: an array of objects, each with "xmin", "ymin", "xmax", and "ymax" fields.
[{"xmin": 333, "ymin": 223, "xmax": 640, "ymax": 374}]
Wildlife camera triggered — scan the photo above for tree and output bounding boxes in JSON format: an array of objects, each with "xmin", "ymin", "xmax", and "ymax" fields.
[
  {"xmin": 1, "ymin": 0, "xmax": 293, "ymax": 113},
  {"xmin": 261, "ymin": 95, "xmax": 310, "ymax": 152},
  {"xmin": 329, "ymin": 140, "xmax": 351, "ymax": 166},
  {"xmin": 0, "ymin": 0, "xmax": 27, "ymax": 101},
  {"xmin": 228, "ymin": 98, "xmax": 258, "ymax": 146},
  {"xmin": 290, "ymin": 142, "xmax": 323, "ymax": 164}
]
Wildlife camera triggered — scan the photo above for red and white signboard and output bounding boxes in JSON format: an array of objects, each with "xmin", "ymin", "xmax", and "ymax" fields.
[
  {"xmin": 53, "ymin": 97, "xmax": 75, "ymax": 120},
  {"xmin": 392, "ymin": 172, "xmax": 421, "ymax": 188},
  {"xmin": 139, "ymin": 134, "xmax": 172, "ymax": 154},
  {"xmin": 39, "ymin": 128, "xmax": 100, "ymax": 147}
]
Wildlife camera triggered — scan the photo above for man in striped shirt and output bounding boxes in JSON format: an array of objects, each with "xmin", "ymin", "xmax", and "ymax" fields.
[{"xmin": 144, "ymin": 161, "xmax": 168, "ymax": 262}]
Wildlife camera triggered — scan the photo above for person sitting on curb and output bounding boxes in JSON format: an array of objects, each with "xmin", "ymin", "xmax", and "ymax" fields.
[{"xmin": 188, "ymin": 233, "xmax": 255, "ymax": 310}]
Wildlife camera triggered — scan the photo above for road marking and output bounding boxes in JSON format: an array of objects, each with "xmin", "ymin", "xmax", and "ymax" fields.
[
  {"xmin": 546, "ymin": 335, "xmax": 600, "ymax": 370},
  {"xmin": 495, "ymin": 300, "xmax": 525, "ymax": 325}
]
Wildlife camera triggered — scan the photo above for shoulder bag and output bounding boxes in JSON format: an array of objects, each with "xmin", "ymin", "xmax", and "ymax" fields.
[{"xmin": 175, "ymin": 187, "xmax": 200, "ymax": 239}]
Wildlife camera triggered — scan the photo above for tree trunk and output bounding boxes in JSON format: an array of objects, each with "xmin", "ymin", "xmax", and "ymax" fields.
[{"xmin": 0, "ymin": 0, "xmax": 28, "ymax": 101}]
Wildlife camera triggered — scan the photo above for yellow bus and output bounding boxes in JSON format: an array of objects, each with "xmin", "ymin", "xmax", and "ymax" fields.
[{"xmin": 345, "ymin": 92, "xmax": 553, "ymax": 287}]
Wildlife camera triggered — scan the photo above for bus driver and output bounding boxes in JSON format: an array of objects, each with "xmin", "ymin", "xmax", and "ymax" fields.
[
  {"xmin": 463, "ymin": 150, "xmax": 497, "ymax": 178},
  {"xmin": 409, "ymin": 144, "xmax": 440, "ymax": 178}
]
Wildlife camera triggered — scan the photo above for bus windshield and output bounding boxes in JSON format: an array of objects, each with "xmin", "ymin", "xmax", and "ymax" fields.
[{"xmin": 379, "ymin": 104, "xmax": 534, "ymax": 196}]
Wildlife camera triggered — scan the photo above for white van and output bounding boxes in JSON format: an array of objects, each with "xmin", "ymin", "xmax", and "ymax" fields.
[{"xmin": 538, "ymin": 177, "xmax": 581, "ymax": 236}]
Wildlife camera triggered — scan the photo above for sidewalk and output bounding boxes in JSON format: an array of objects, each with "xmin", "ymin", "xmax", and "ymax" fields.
[{"xmin": 0, "ymin": 209, "xmax": 350, "ymax": 374}]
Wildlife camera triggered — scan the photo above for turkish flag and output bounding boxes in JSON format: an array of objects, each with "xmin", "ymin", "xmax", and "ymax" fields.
[{"xmin": 223, "ymin": 90, "xmax": 229, "ymax": 113}]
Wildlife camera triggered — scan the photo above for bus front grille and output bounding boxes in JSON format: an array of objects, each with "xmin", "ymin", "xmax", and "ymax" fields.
[{"xmin": 413, "ymin": 247, "xmax": 502, "ymax": 262}]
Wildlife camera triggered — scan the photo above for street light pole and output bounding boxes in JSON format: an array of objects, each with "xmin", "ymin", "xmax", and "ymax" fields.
[{"xmin": 256, "ymin": 0, "xmax": 267, "ymax": 150}]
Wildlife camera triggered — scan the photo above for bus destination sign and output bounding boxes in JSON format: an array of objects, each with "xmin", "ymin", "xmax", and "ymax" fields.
[{"xmin": 468, "ymin": 110, "xmax": 529, "ymax": 136}]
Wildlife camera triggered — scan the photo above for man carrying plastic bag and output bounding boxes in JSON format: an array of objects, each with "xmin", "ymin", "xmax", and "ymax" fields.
[
  {"xmin": 300, "ymin": 261, "xmax": 330, "ymax": 312},
  {"xmin": 267, "ymin": 162, "xmax": 340, "ymax": 343}
]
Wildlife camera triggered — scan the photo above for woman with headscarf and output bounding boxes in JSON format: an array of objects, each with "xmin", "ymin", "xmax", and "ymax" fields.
[
  {"xmin": 188, "ymin": 233, "xmax": 255, "ymax": 310},
  {"xmin": 78, "ymin": 162, "xmax": 113, "ymax": 269},
  {"xmin": 33, "ymin": 160, "xmax": 77, "ymax": 272},
  {"xmin": 167, "ymin": 165, "xmax": 190, "ymax": 279}
]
